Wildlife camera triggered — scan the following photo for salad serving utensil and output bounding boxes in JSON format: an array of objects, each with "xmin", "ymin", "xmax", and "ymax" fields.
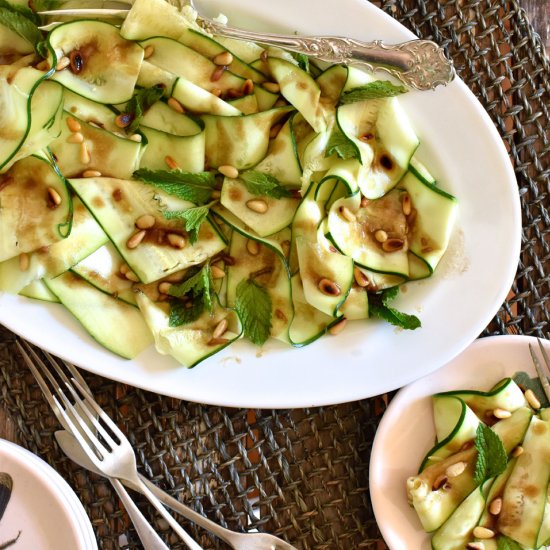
[
  {"xmin": 16, "ymin": 340, "xmax": 203, "ymax": 550},
  {"xmin": 529, "ymin": 338, "xmax": 550, "ymax": 402},
  {"xmin": 36, "ymin": 1, "xmax": 454, "ymax": 91},
  {"xmin": 55, "ymin": 430, "xmax": 298, "ymax": 550}
]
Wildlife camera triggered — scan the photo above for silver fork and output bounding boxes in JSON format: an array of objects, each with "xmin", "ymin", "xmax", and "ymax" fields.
[
  {"xmin": 17, "ymin": 340, "xmax": 203, "ymax": 550},
  {"xmin": 529, "ymin": 338, "xmax": 550, "ymax": 402},
  {"xmin": 36, "ymin": 1, "xmax": 454, "ymax": 90}
]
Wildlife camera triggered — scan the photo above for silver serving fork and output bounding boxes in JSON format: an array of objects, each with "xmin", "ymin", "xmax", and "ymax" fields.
[
  {"xmin": 529, "ymin": 338, "xmax": 550, "ymax": 403},
  {"xmin": 36, "ymin": 0, "xmax": 454, "ymax": 90},
  {"xmin": 17, "ymin": 340, "xmax": 203, "ymax": 550}
]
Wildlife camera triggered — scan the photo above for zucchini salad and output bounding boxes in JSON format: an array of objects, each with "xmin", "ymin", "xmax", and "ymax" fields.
[
  {"xmin": 408, "ymin": 376, "xmax": 550, "ymax": 549},
  {"xmin": 0, "ymin": 0, "xmax": 457, "ymax": 367}
]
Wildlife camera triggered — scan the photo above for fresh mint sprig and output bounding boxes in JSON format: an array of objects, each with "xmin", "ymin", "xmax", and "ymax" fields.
[
  {"xmin": 238, "ymin": 170, "xmax": 293, "ymax": 199},
  {"xmin": 369, "ymin": 286, "xmax": 421, "ymax": 330},
  {"xmin": 0, "ymin": 4, "xmax": 43, "ymax": 50},
  {"xmin": 123, "ymin": 86, "xmax": 165, "ymax": 133},
  {"xmin": 163, "ymin": 202, "xmax": 213, "ymax": 244},
  {"xmin": 326, "ymin": 127, "xmax": 360, "ymax": 161},
  {"xmin": 339, "ymin": 80, "xmax": 407, "ymax": 104},
  {"xmin": 235, "ymin": 278, "xmax": 272, "ymax": 346},
  {"xmin": 473, "ymin": 423, "xmax": 507, "ymax": 484}
]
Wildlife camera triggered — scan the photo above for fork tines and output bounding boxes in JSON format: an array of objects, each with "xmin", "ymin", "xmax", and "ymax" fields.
[{"xmin": 529, "ymin": 338, "xmax": 550, "ymax": 403}]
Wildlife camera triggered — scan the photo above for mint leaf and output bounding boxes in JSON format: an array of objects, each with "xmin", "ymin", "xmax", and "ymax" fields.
[
  {"xmin": 168, "ymin": 297, "xmax": 204, "ymax": 327},
  {"xmin": 0, "ymin": 6, "xmax": 43, "ymax": 48},
  {"xmin": 123, "ymin": 86, "xmax": 164, "ymax": 133},
  {"xmin": 164, "ymin": 204, "xmax": 211, "ymax": 245},
  {"xmin": 235, "ymin": 279, "xmax": 272, "ymax": 346},
  {"xmin": 497, "ymin": 535, "xmax": 523, "ymax": 550},
  {"xmin": 474, "ymin": 423, "xmax": 507, "ymax": 484},
  {"xmin": 325, "ymin": 128, "xmax": 359, "ymax": 160},
  {"xmin": 168, "ymin": 264, "xmax": 214, "ymax": 313},
  {"xmin": 134, "ymin": 169, "xmax": 216, "ymax": 205},
  {"xmin": 369, "ymin": 287, "xmax": 421, "ymax": 330},
  {"xmin": 239, "ymin": 170, "xmax": 292, "ymax": 199},
  {"xmin": 294, "ymin": 53, "xmax": 310, "ymax": 73},
  {"xmin": 339, "ymin": 80, "xmax": 407, "ymax": 104}
]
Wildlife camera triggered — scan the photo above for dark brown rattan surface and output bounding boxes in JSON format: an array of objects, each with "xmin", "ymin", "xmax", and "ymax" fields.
[{"xmin": 0, "ymin": 0, "xmax": 548, "ymax": 548}]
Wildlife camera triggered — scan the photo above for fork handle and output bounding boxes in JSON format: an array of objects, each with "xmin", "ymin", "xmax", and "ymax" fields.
[
  {"xmin": 110, "ymin": 478, "xmax": 170, "ymax": 550},
  {"xmin": 136, "ymin": 478, "xmax": 204, "ymax": 550}
]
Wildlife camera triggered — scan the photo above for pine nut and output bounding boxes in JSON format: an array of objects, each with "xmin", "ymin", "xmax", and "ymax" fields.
[
  {"xmin": 67, "ymin": 132, "xmax": 84, "ymax": 144},
  {"xmin": 213, "ymin": 51, "xmax": 233, "ymax": 66},
  {"xmin": 210, "ymin": 65, "xmax": 226, "ymax": 82},
  {"xmin": 246, "ymin": 239, "xmax": 261, "ymax": 256},
  {"xmin": 339, "ymin": 205, "xmax": 356, "ymax": 222},
  {"xmin": 115, "ymin": 113, "xmax": 133, "ymax": 128},
  {"xmin": 47, "ymin": 187, "xmax": 62, "ymax": 207},
  {"xmin": 445, "ymin": 461, "xmax": 467, "ymax": 478},
  {"xmin": 360, "ymin": 196, "xmax": 369, "ymax": 208},
  {"xmin": 318, "ymin": 278, "xmax": 341, "ymax": 296},
  {"xmin": 126, "ymin": 230, "xmax": 146, "ymax": 249},
  {"xmin": 19, "ymin": 253, "xmax": 29, "ymax": 272},
  {"xmin": 260, "ymin": 49, "xmax": 269, "ymax": 62},
  {"xmin": 382, "ymin": 238, "xmax": 405, "ymax": 252},
  {"xmin": 135, "ymin": 214, "xmax": 156, "ymax": 230},
  {"xmin": 218, "ymin": 165, "xmax": 239, "ymax": 179},
  {"xmin": 82, "ymin": 170, "xmax": 102, "ymax": 178},
  {"xmin": 402, "ymin": 193, "xmax": 412, "ymax": 216},
  {"xmin": 119, "ymin": 263, "xmax": 129, "ymax": 275},
  {"xmin": 212, "ymin": 318, "xmax": 228, "ymax": 339},
  {"xmin": 211, "ymin": 265, "xmax": 226, "ymax": 279},
  {"xmin": 359, "ymin": 132, "xmax": 374, "ymax": 142},
  {"xmin": 246, "ymin": 199, "xmax": 268, "ymax": 213},
  {"xmin": 211, "ymin": 87, "xmax": 222, "ymax": 97},
  {"xmin": 242, "ymin": 78, "xmax": 254, "ymax": 95},
  {"xmin": 328, "ymin": 317, "xmax": 347, "ymax": 335},
  {"xmin": 66, "ymin": 117, "xmax": 81, "ymax": 133},
  {"xmin": 512, "ymin": 445, "xmax": 524, "ymax": 457},
  {"xmin": 167, "ymin": 233, "xmax": 186, "ymax": 249},
  {"xmin": 354, "ymin": 267, "xmax": 369, "ymax": 287},
  {"xmin": 55, "ymin": 56, "xmax": 70, "ymax": 71},
  {"xmin": 35, "ymin": 60, "xmax": 50, "ymax": 71},
  {"xmin": 525, "ymin": 389, "xmax": 541, "ymax": 409},
  {"xmin": 125, "ymin": 270, "xmax": 140, "ymax": 282},
  {"xmin": 374, "ymin": 229, "xmax": 388, "ymax": 243},
  {"xmin": 263, "ymin": 81, "xmax": 280, "ymax": 94},
  {"xmin": 80, "ymin": 142, "xmax": 91, "ymax": 164},
  {"xmin": 466, "ymin": 543, "xmax": 485, "ymax": 550},
  {"xmin": 489, "ymin": 497, "xmax": 502, "ymax": 515},
  {"xmin": 472, "ymin": 527, "xmax": 495, "ymax": 540},
  {"xmin": 432, "ymin": 474, "xmax": 449, "ymax": 491},
  {"xmin": 208, "ymin": 337, "xmax": 229, "ymax": 346},
  {"xmin": 167, "ymin": 97, "xmax": 185, "ymax": 113},
  {"xmin": 129, "ymin": 133, "xmax": 142, "ymax": 142},
  {"xmin": 493, "ymin": 408, "xmax": 512, "ymax": 419},
  {"xmin": 158, "ymin": 282, "xmax": 172, "ymax": 294},
  {"xmin": 143, "ymin": 45, "xmax": 155, "ymax": 59},
  {"xmin": 165, "ymin": 155, "xmax": 179, "ymax": 170}
]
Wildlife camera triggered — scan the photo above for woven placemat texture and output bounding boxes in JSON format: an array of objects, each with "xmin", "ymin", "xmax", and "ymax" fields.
[{"xmin": 1, "ymin": 0, "xmax": 548, "ymax": 548}]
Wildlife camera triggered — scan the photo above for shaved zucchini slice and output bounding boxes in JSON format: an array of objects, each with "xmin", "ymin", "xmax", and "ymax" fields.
[
  {"xmin": 19, "ymin": 280, "xmax": 59, "ymax": 303},
  {"xmin": 47, "ymin": 20, "xmax": 144, "ymax": 104}
]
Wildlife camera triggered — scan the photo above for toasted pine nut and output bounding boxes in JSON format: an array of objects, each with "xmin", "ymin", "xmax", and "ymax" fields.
[
  {"xmin": 242, "ymin": 78, "xmax": 254, "ymax": 95},
  {"xmin": 126, "ymin": 230, "xmax": 146, "ymax": 249},
  {"xmin": 246, "ymin": 199, "xmax": 268, "ymax": 213},
  {"xmin": 158, "ymin": 282, "xmax": 172, "ymax": 294},
  {"xmin": 374, "ymin": 229, "xmax": 388, "ymax": 243},
  {"xmin": 260, "ymin": 49, "xmax": 269, "ymax": 62},
  {"xmin": 213, "ymin": 51, "xmax": 233, "ymax": 66},
  {"xmin": 318, "ymin": 278, "xmax": 341, "ymax": 296},
  {"xmin": 360, "ymin": 196, "xmax": 369, "ymax": 208},
  {"xmin": 125, "ymin": 270, "xmax": 140, "ymax": 282},
  {"xmin": 35, "ymin": 60, "xmax": 50, "ymax": 71},
  {"xmin": 119, "ymin": 263, "xmax": 129, "ymax": 275},
  {"xmin": 211, "ymin": 265, "xmax": 226, "ymax": 279},
  {"xmin": 218, "ymin": 165, "xmax": 239, "ymax": 179},
  {"xmin": 208, "ymin": 337, "xmax": 229, "ymax": 346},
  {"xmin": 263, "ymin": 81, "xmax": 280, "ymax": 94},
  {"xmin": 472, "ymin": 526, "xmax": 495, "ymax": 540},
  {"xmin": 129, "ymin": 133, "xmax": 142, "ymax": 142},
  {"xmin": 466, "ymin": 543, "xmax": 485, "ymax": 550},
  {"xmin": 339, "ymin": 205, "xmax": 356, "ymax": 222},
  {"xmin": 135, "ymin": 214, "xmax": 156, "ymax": 230},
  {"xmin": 493, "ymin": 408, "xmax": 512, "ymax": 419},
  {"xmin": 165, "ymin": 155, "xmax": 179, "ymax": 170},
  {"xmin": 55, "ymin": 56, "xmax": 70, "ymax": 71},
  {"xmin": 212, "ymin": 318, "xmax": 228, "ymax": 339},
  {"xmin": 143, "ymin": 45, "xmax": 155, "ymax": 59},
  {"xmin": 167, "ymin": 97, "xmax": 185, "ymax": 113},
  {"xmin": 328, "ymin": 317, "xmax": 347, "ymax": 335},
  {"xmin": 67, "ymin": 132, "xmax": 84, "ymax": 144},
  {"xmin": 167, "ymin": 233, "xmax": 186, "ymax": 249},
  {"xmin": 210, "ymin": 65, "xmax": 226, "ymax": 82},
  {"xmin": 432, "ymin": 474, "xmax": 449, "ymax": 491},
  {"xmin": 19, "ymin": 253, "xmax": 30, "ymax": 272},
  {"xmin": 489, "ymin": 498, "xmax": 502, "ymax": 515},
  {"xmin": 82, "ymin": 170, "xmax": 102, "ymax": 178},
  {"xmin": 66, "ymin": 117, "xmax": 81, "ymax": 133},
  {"xmin": 211, "ymin": 87, "xmax": 222, "ymax": 97},
  {"xmin": 445, "ymin": 461, "xmax": 466, "ymax": 478},
  {"xmin": 382, "ymin": 238, "xmax": 405, "ymax": 252},
  {"xmin": 79, "ymin": 142, "xmax": 91, "ymax": 164},
  {"xmin": 512, "ymin": 445, "xmax": 524, "ymax": 457},
  {"xmin": 47, "ymin": 187, "xmax": 62, "ymax": 207},
  {"xmin": 525, "ymin": 388, "xmax": 541, "ymax": 409},
  {"xmin": 354, "ymin": 267, "xmax": 369, "ymax": 288},
  {"xmin": 246, "ymin": 239, "xmax": 261, "ymax": 256},
  {"xmin": 402, "ymin": 193, "xmax": 412, "ymax": 216},
  {"xmin": 115, "ymin": 113, "xmax": 133, "ymax": 128}
]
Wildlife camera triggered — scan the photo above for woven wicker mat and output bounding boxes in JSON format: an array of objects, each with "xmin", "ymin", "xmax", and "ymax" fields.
[{"xmin": 1, "ymin": 0, "xmax": 549, "ymax": 548}]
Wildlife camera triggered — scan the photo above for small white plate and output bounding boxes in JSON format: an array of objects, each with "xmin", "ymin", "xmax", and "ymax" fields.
[
  {"xmin": 369, "ymin": 335, "xmax": 549, "ymax": 549},
  {"xmin": 0, "ymin": 439, "xmax": 97, "ymax": 550}
]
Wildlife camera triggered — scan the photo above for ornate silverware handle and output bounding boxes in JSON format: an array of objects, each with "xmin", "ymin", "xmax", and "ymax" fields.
[{"xmin": 200, "ymin": 18, "xmax": 454, "ymax": 91}]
